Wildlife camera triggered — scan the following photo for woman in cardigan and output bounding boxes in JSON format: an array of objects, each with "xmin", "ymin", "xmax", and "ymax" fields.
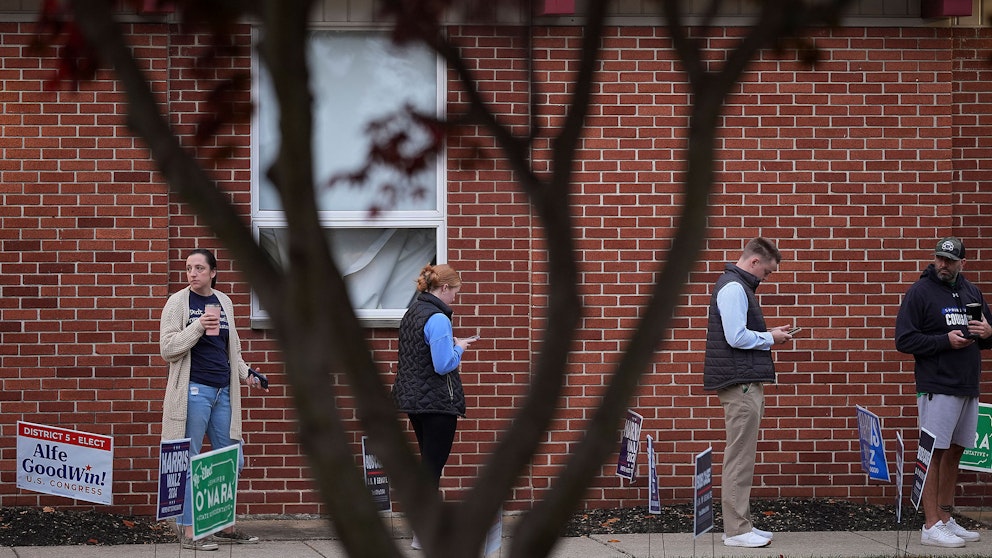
[{"xmin": 159, "ymin": 248, "xmax": 266, "ymax": 551}]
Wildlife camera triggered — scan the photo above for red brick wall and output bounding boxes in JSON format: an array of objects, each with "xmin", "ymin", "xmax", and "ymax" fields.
[
  {"xmin": 0, "ymin": 20, "xmax": 990, "ymax": 517},
  {"xmin": 442, "ymin": 24, "xmax": 992, "ymax": 510}
]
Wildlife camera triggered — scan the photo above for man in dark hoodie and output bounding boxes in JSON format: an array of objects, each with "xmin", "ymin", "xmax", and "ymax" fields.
[
  {"xmin": 896, "ymin": 236, "xmax": 992, "ymax": 548},
  {"xmin": 704, "ymin": 237, "xmax": 795, "ymax": 548}
]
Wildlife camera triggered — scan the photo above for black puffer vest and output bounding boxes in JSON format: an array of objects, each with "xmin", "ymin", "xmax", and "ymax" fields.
[
  {"xmin": 392, "ymin": 292, "xmax": 466, "ymax": 416},
  {"xmin": 703, "ymin": 264, "xmax": 776, "ymax": 391}
]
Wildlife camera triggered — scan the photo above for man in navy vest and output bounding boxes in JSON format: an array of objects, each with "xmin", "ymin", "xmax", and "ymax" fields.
[{"xmin": 704, "ymin": 237, "xmax": 794, "ymax": 548}]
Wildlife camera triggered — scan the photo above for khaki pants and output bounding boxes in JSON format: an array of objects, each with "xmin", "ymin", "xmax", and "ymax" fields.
[{"xmin": 717, "ymin": 382, "xmax": 765, "ymax": 537}]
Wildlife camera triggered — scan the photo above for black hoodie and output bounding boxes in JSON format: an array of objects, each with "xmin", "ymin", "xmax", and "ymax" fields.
[{"xmin": 895, "ymin": 264, "xmax": 992, "ymax": 396}]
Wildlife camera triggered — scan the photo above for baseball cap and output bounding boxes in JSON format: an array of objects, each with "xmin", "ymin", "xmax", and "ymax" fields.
[{"xmin": 935, "ymin": 237, "xmax": 965, "ymax": 261}]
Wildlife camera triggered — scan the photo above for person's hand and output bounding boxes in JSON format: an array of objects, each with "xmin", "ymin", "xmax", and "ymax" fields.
[
  {"xmin": 948, "ymin": 329, "xmax": 974, "ymax": 349},
  {"xmin": 455, "ymin": 336, "xmax": 478, "ymax": 351},
  {"xmin": 770, "ymin": 325, "xmax": 794, "ymax": 345},
  {"xmin": 247, "ymin": 367, "xmax": 269, "ymax": 392},
  {"xmin": 968, "ymin": 316, "xmax": 992, "ymax": 340},
  {"xmin": 199, "ymin": 313, "xmax": 220, "ymax": 332}
]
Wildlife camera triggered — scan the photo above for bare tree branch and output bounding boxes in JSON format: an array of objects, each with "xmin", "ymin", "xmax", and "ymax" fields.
[
  {"xmin": 57, "ymin": 2, "xmax": 858, "ymax": 557},
  {"xmin": 69, "ymin": 2, "xmax": 422, "ymax": 556},
  {"xmin": 256, "ymin": 5, "xmax": 447, "ymax": 557},
  {"xmin": 66, "ymin": 0, "xmax": 280, "ymax": 297},
  {"xmin": 511, "ymin": 1, "xmax": 856, "ymax": 554}
]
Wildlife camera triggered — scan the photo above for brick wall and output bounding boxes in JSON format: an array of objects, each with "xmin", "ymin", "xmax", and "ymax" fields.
[
  {"xmin": 441, "ymin": 24, "xmax": 992, "ymax": 510},
  {"xmin": 0, "ymin": 20, "xmax": 990, "ymax": 518}
]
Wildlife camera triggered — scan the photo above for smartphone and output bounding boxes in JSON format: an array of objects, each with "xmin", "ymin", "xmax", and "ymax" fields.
[
  {"xmin": 466, "ymin": 334, "xmax": 480, "ymax": 341},
  {"xmin": 248, "ymin": 368, "xmax": 269, "ymax": 389},
  {"xmin": 787, "ymin": 327, "xmax": 802, "ymax": 336}
]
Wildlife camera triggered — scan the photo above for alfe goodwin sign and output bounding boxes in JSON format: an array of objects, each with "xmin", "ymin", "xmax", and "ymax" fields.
[{"xmin": 16, "ymin": 421, "xmax": 114, "ymax": 505}]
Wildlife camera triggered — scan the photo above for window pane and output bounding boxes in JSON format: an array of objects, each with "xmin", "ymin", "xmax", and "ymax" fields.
[
  {"xmin": 258, "ymin": 227, "xmax": 437, "ymax": 310},
  {"xmin": 257, "ymin": 31, "xmax": 438, "ymax": 212}
]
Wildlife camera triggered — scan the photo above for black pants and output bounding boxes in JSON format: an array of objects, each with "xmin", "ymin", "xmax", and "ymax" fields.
[{"xmin": 408, "ymin": 413, "xmax": 458, "ymax": 487}]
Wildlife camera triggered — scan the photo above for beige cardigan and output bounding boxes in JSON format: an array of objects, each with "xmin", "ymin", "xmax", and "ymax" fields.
[{"xmin": 159, "ymin": 287, "xmax": 249, "ymax": 441}]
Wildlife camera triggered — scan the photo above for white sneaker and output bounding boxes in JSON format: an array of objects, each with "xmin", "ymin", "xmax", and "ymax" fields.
[
  {"xmin": 723, "ymin": 531, "xmax": 771, "ymax": 548},
  {"xmin": 751, "ymin": 527, "xmax": 773, "ymax": 540},
  {"xmin": 921, "ymin": 521, "xmax": 966, "ymax": 548},
  {"xmin": 410, "ymin": 534, "xmax": 422, "ymax": 550},
  {"xmin": 945, "ymin": 518, "xmax": 981, "ymax": 542},
  {"xmin": 721, "ymin": 528, "xmax": 773, "ymax": 541}
]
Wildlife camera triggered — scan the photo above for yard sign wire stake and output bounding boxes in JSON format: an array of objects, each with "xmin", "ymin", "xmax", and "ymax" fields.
[
  {"xmin": 976, "ymin": 471, "xmax": 989, "ymax": 555},
  {"xmin": 649, "ymin": 530, "xmax": 668, "ymax": 558}
]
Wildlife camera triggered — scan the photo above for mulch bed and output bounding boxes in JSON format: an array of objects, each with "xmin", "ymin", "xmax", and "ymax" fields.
[
  {"xmin": 0, "ymin": 507, "xmax": 177, "ymax": 546},
  {"xmin": 561, "ymin": 498, "xmax": 987, "ymax": 536},
  {"xmin": 1, "ymin": 498, "xmax": 987, "ymax": 545}
]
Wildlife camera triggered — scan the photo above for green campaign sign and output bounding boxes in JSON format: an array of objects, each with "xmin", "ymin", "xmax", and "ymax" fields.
[
  {"xmin": 191, "ymin": 444, "xmax": 239, "ymax": 540},
  {"xmin": 961, "ymin": 403, "xmax": 992, "ymax": 473}
]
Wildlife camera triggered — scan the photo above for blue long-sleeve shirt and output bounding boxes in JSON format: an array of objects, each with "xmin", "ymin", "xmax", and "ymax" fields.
[
  {"xmin": 424, "ymin": 313, "xmax": 464, "ymax": 374},
  {"xmin": 716, "ymin": 281, "xmax": 773, "ymax": 351}
]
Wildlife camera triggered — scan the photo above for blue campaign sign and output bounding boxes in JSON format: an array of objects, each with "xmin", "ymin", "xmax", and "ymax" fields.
[
  {"xmin": 693, "ymin": 447, "xmax": 714, "ymax": 538},
  {"xmin": 856, "ymin": 405, "xmax": 890, "ymax": 482},
  {"xmin": 615, "ymin": 410, "xmax": 643, "ymax": 481},
  {"xmin": 157, "ymin": 438, "xmax": 190, "ymax": 521}
]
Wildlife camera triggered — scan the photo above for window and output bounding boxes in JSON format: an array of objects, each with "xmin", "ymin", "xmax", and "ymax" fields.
[{"xmin": 252, "ymin": 30, "xmax": 444, "ymax": 326}]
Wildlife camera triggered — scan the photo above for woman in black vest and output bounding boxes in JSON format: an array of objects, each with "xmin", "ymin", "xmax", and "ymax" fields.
[
  {"xmin": 392, "ymin": 264, "xmax": 477, "ymax": 548},
  {"xmin": 393, "ymin": 264, "xmax": 477, "ymax": 477}
]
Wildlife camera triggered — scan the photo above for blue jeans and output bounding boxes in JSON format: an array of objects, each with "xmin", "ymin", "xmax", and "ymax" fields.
[{"xmin": 178, "ymin": 382, "xmax": 243, "ymax": 527}]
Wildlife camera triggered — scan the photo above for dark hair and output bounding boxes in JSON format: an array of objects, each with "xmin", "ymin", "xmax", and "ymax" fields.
[
  {"xmin": 743, "ymin": 237, "xmax": 782, "ymax": 264},
  {"xmin": 189, "ymin": 248, "xmax": 218, "ymax": 288}
]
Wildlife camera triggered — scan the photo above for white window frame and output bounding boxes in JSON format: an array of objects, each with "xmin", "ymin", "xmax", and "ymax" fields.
[{"xmin": 250, "ymin": 27, "xmax": 447, "ymax": 328}]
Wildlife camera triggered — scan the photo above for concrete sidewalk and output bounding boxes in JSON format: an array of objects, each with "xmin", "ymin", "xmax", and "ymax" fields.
[{"xmin": 1, "ymin": 521, "xmax": 991, "ymax": 558}]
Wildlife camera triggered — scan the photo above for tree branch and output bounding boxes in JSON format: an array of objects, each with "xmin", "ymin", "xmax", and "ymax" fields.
[
  {"xmin": 256, "ymin": 4, "xmax": 438, "ymax": 557},
  {"xmin": 67, "ymin": 0, "xmax": 280, "ymax": 297}
]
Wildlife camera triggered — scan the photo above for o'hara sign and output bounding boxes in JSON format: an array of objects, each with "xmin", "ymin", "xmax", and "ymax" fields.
[
  {"xmin": 16, "ymin": 421, "xmax": 113, "ymax": 505},
  {"xmin": 960, "ymin": 403, "xmax": 992, "ymax": 472},
  {"xmin": 191, "ymin": 443, "xmax": 239, "ymax": 540}
]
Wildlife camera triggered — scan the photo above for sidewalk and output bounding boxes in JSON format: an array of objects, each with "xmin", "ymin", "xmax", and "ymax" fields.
[{"xmin": 1, "ymin": 519, "xmax": 990, "ymax": 557}]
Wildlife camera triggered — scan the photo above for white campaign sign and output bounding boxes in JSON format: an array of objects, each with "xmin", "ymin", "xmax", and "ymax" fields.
[{"xmin": 16, "ymin": 421, "xmax": 114, "ymax": 505}]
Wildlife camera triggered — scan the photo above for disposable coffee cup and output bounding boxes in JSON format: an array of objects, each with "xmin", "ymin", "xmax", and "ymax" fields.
[
  {"xmin": 967, "ymin": 303, "xmax": 982, "ymax": 322},
  {"xmin": 204, "ymin": 304, "xmax": 221, "ymax": 336}
]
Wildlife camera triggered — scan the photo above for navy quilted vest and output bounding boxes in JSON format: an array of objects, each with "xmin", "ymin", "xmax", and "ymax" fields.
[{"xmin": 703, "ymin": 264, "xmax": 776, "ymax": 391}]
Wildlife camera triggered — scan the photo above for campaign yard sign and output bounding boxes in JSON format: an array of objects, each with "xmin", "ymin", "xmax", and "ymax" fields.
[
  {"xmin": 191, "ymin": 443, "xmax": 239, "ymax": 540},
  {"xmin": 616, "ymin": 409, "xmax": 643, "ymax": 481},
  {"xmin": 16, "ymin": 421, "xmax": 113, "ymax": 505},
  {"xmin": 362, "ymin": 436, "xmax": 391, "ymax": 512},
  {"xmin": 693, "ymin": 447, "xmax": 714, "ymax": 537},
  {"xmin": 911, "ymin": 428, "xmax": 936, "ymax": 511},
  {"xmin": 896, "ymin": 431, "xmax": 905, "ymax": 524},
  {"xmin": 960, "ymin": 403, "xmax": 992, "ymax": 472},
  {"xmin": 157, "ymin": 439, "xmax": 190, "ymax": 521},
  {"xmin": 856, "ymin": 405, "xmax": 890, "ymax": 482},
  {"xmin": 647, "ymin": 435, "xmax": 661, "ymax": 514}
]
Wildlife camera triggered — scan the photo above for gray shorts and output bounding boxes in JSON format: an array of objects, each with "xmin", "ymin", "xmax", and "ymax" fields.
[{"xmin": 917, "ymin": 393, "xmax": 978, "ymax": 450}]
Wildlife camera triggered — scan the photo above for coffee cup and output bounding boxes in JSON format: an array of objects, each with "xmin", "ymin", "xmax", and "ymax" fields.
[
  {"xmin": 204, "ymin": 304, "xmax": 221, "ymax": 336},
  {"xmin": 967, "ymin": 303, "xmax": 983, "ymax": 322}
]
